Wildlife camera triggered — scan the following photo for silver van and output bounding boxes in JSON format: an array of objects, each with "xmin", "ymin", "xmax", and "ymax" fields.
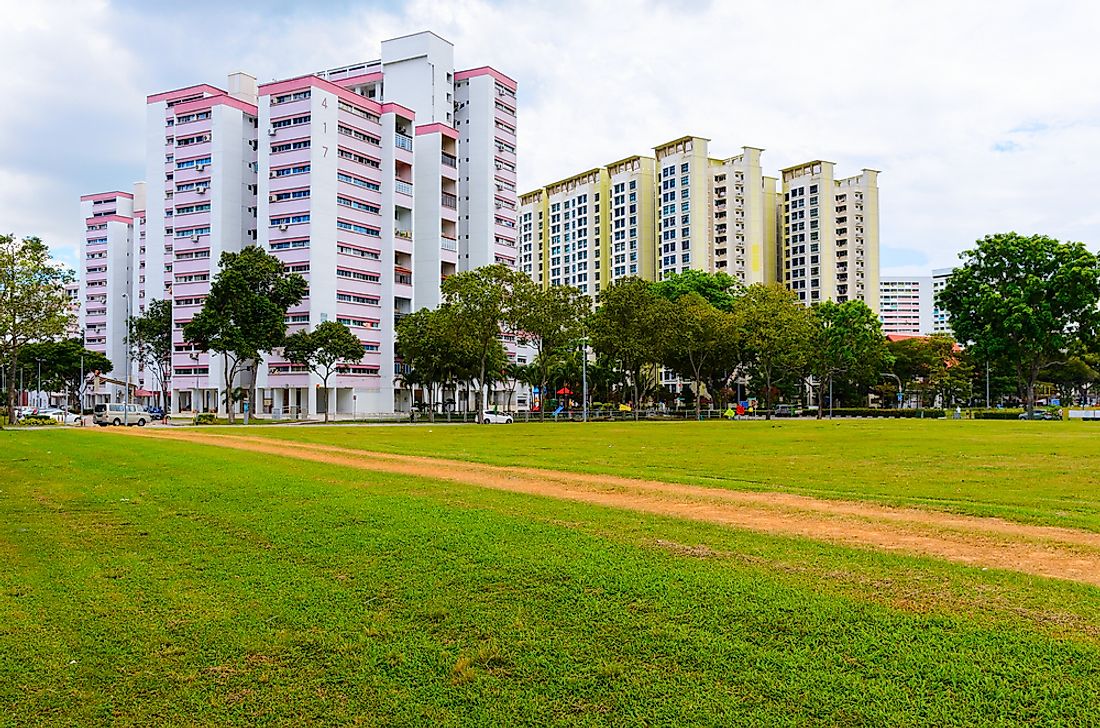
[{"xmin": 93, "ymin": 403, "xmax": 148, "ymax": 427}]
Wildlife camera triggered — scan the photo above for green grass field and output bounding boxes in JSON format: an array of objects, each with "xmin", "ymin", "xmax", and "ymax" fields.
[
  {"xmin": 3, "ymin": 422, "xmax": 1100, "ymax": 725},
  {"xmin": 233, "ymin": 419, "xmax": 1100, "ymax": 532}
]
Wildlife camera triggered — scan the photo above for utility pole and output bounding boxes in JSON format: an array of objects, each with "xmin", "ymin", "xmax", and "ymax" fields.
[
  {"xmin": 990, "ymin": 358, "xmax": 998, "ymax": 411},
  {"xmin": 36, "ymin": 358, "xmax": 43, "ymax": 409}
]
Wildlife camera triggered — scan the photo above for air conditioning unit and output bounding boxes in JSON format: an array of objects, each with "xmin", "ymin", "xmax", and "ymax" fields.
[
  {"xmin": 279, "ymin": 224, "xmax": 289, "ymax": 231},
  {"xmin": 196, "ymin": 164, "xmax": 206, "ymax": 172},
  {"xmin": 268, "ymin": 127, "xmax": 278, "ymax": 136},
  {"xmin": 190, "ymin": 234, "xmax": 199, "ymax": 242},
  {"xmin": 269, "ymin": 170, "xmax": 277, "ymax": 178},
  {"xmin": 269, "ymin": 194, "xmax": 278, "ymax": 202},
  {"xmin": 195, "ymin": 186, "xmax": 206, "ymax": 194}
]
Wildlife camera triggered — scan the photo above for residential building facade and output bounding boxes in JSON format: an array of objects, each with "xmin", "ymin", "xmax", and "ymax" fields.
[
  {"xmin": 931, "ymin": 267, "xmax": 954, "ymax": 335},
  {"xmin": 80, "ymin": 31, "xmax": 521, "ymax": 417},
  {"xmin": 520, "ymin": 137, "xmax": 873, "ymax": 310},
  {"xmin": 780, "ymin": 161, "xmax": 880, "ymax": 311},
  {"xmin": 879, "ymin": 276, "xmax": 933, "ymax": 335}
]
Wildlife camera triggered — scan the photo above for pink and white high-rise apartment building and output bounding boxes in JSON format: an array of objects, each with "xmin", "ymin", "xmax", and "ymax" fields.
[{"xmin": 78, "ymin": 31, "xmax": 520, "ymax": 417}]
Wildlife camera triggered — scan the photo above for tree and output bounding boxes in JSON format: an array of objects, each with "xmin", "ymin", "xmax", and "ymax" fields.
[
  {"xmin": 440, "ymin": 264, "xmax": 531, "ymax": 413},
  {"xmin": 737, "ymin": 284, "xmax": 812, "ymax": 420},
  {"xmin": 662, "ymin": 293, "xmax": 738, "ymax": 418},
  {"xmin": 808, "ymin": 300, "xmax": 887, "ymax": 418},
  {"xmin": 183, "ymin": 246, "xmax": 306, "ymax": 423},
  {"xmin": 129, "ymin": 298, "xmax": 173, "ymax": 410},
  {"xmin": 652, "ymin": 269, "xmax": 741, "ymax": 312},
  {"xmin": 283, "ymin": 321, "xmax": 364, "ymax": 423},
  {"xmin": 514, "ymin": 284, "xmax": 589, "ymax": 419},
  {"xmin": 589, "ymin": 277, "xmax": 672, "ymax": 419},
  {"xmin": 17, "ymin": 339, "xmax": 111, "ymax": 412},
  {"xmin": 0, "ymin": 235, "xmax": 74, "ymax": 424},
  {"xmin": 396, "ymin": 305, "xmax": 486, "ymax": 421},
  {"xmin": 938, "ymin": 233, "xmax": 1100, "ymax": 416}
]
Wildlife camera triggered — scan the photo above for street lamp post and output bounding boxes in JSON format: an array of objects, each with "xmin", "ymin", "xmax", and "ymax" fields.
[{"xmin": 36, "ymin": 358, "xmax": 43, "ymax": 409}]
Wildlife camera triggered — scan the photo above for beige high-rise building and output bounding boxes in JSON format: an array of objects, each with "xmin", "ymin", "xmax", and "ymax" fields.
[
  {"xmin": 519, "ymin": 138, "xmax": 880, "ymax": 313},
  {"xmin": 780, "ymin": 161, "xmax": 880, "ymax": 312}
]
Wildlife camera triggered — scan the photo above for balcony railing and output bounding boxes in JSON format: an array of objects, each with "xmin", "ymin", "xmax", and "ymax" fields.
[
  {"xmin": 395, "ymin": 229, "xmax": 412, "ymax": 240},
  {"xmin": 441, "ymin": 152, "xmax": 457, "ymax": 168},
  {"xmin": 394, "ymin": 179, "xmax": 413, "ymax": 196},
  {"xmin": 395, "ymin": 133, "xmax": 413, "ymax": 151},
  {"xmin": 441, "ymin": 236, "xmax": 457, "ymax": 251},
  {"xmin": 395, "ymin": 273, "xmax": 412, "ymax": 286},
  {"xmin": 441, "ymin": 192, "xmax": 458, "ymax": 209}
]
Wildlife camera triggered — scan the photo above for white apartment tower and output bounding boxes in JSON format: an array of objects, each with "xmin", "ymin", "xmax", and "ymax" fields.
[
  {"xmin": 85, "ymin": 31, "xmax": 519, "ymax": 417},
  {"xmin": 78, "ymin": 190, "xmax": 135, "ymax": 379},
  {"xmin": 931, "ymin": 267, "xmax": 954, "ymax": 334}
]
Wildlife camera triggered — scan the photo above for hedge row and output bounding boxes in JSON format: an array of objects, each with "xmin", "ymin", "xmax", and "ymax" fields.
[
  {"xmin": 972, "ymin": 410, "xmax": 1026, "ymax": 420},
  {"xmin": 823, "ymin": 408, "xmax": 946, "ymax": 419}
]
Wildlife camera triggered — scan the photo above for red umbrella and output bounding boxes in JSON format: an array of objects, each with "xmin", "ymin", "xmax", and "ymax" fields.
[{"xmin": 556, "ymin": 387, "xmax": 573, "ymax": 396}]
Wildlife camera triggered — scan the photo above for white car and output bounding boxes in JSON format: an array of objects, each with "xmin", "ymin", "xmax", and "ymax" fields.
[
  {"xmin": 21, "ymin": 408, "xmax": 82, "ymax": 425},
  {"xmin": 481, "ymin": 410, "xmax": 514, "ymax": 424}
]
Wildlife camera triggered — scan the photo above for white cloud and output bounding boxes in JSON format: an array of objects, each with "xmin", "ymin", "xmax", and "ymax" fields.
[{"xmin": 3, "ymin": 0, "xmax": 1098, "ymax": 274}]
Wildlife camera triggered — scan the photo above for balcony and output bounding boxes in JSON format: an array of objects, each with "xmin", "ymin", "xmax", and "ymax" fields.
[
  {"xmin": 395, "ymin": 272, "xmax": 412, "ymax": 286},
  {"xmin": 394, "ymin": 179, "xmax": 413, "ymax": 196},
  {"xmin": 441, "ymin": 152, "xmax": 457, "ymax": 168},
  {"xmin": 441, "ymin": 192, "xmax": 457, "ymax": 209},
  {"xmin": 395, "ymin": 133, "xmax": 413, "ymax": 152},
  {"xmin": 441, "ymin": 236, "xmax": 457, "ymax": 252},
  {"xmin": 395, "ymin": 229, "xmax": 412, "ymax": 240}
]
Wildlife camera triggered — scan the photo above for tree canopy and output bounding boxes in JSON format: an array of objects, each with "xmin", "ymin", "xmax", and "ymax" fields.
[
  {"xmin": 129, "ymin": 298, "xmax": 173, "ymax": 409},
  {"xmin": 183, "ymin": 246, "xmax": 306, "ymax": 422},
  {"xmin": 807, "ymin": 300, "xmax": 888, "ymax": 417},
  {"xmin": 283, "ymin": 321, "xmax": 364, "ymax": 422},
  {"xmin": 937, "ymin": 232, "xmax": 1100, "ymax": 415},
  {"xmin": 0, "ymin": 235, "xmax": 74, "ymax": 424}
]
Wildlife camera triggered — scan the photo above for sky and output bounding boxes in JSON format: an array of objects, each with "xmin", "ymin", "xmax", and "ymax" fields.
[{"xmin": 2, "ymin": 0, "xmax": 1098, "ymax": 277}]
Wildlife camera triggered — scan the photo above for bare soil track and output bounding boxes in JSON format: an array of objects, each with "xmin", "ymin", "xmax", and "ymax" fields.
[{"xmin": 122, "ymin": 429, "xmax": 1100, "ymax": 588}]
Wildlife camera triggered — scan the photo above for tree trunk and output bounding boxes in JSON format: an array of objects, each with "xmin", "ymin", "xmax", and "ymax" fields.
[
  {"xmin": 540, "ymin": 376, "xmax": 547, "ymax": 421},
  {"xmin": 6, "ymin": 354, "xmax": 18, "ymax": 425},
  {"xmin": 816, "ymin": 378, "xmax": 825, "ymax": 420},
  {"xmin": 764, "ymin": 372, "xmax": 773, "ymax": 421},
  {"xmin": 694, "ymin": 375, "xmax": 702, "ymax": 420},
  {"xmin": 223, "ymin": 356, "xmax": 234, "ymax": 424},
  {"xmin": 632, "ymin": 376, "xmax": 640, "ymax": 422}
]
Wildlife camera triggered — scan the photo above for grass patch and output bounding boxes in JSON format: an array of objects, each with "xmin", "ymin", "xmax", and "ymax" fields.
[
  {"xmin": 235, "ymin": 419, "xmax": 1100, "ymax": 531},
  {"xmin": 1, "ymin": 429, "xmax": 1099, "ymax": 724}
]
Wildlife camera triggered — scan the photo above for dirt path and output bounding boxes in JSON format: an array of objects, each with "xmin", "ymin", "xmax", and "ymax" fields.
[{"xmin": 122, "ymin": 429, "xmax": 1100, "ymax": 588}]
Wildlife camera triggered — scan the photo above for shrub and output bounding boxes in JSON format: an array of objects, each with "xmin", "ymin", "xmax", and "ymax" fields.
[
  {"xmin": 20, "ymin": 415, "xmax": 57, "ymax": 426},
  {"xmin": 972, "ymin": 409, "xmax": 1026, "ymax": 420},
  {"xmin": 824, "ymin": 408, "xmax": 945, "ymax": 419},
  {"xmin": 194, "ymin": 413, "xmax": 216, "ymax": 425}
]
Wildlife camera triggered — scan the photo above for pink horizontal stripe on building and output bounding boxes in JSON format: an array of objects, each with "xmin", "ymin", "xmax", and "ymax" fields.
[
  {"xmin": 259, "ymin": 75, "xmax": 385, "ymax": 116},
  {"xmin": 80, "ymin": 191, "xmax": 134, "ymax": 202},
  {"xmin": 147, "ymin": 84, "xmax": 225, "ymax": 104},
  {"xmin": 415, "ymin": 122, "xmax": 459, "ymax": 140},
  {"xmin": 381, "ymin": 102, "xmax": 415, "ymax": 120},
  {"xmin": 85, "ymin": 215, "xmax": 133, "ymax": 225},
  {"xmin": 454, "ymin": 66, "xmax": 517, "ymax": 91},
  {"xmin": 172, "ymin": 93, "xmax": 258, "ymax": 116}
]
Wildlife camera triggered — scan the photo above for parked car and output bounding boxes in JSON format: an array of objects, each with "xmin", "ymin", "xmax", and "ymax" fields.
[
  {"xmin": 1018, "ymin": 410, "xmax": 1059, "ymax": 420},
  {"xmin": 26, "ymin": 408, "xmax": 83, "ymax": 425},
  {"xmin": 146, "ymin": 405, "xmax": 165, "ymax": 420},
  {"xmin": 93, "ymin": 403, "xmax": 148, "ymax": 427},
  {"xmin": 481, "ymin": 410, "xmax": 514, "ymax": 424},
  {"xmin": 773, "ymin": 404, "xmax": 799, "ymax": 417}
]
